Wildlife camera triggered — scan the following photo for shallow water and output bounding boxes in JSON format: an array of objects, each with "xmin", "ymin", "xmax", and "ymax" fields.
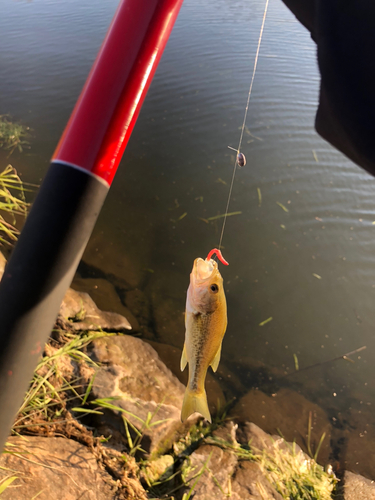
[{"xmin": 2, "ymin": 0, "xmax": 375, "ymax": 476}]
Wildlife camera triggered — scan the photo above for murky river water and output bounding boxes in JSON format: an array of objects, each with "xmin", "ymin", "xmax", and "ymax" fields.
[{"xmin": 2, "ymin": 0, "xmax": 375, "ymax": 477}]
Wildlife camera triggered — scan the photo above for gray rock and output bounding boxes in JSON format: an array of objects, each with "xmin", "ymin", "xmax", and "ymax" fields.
[
  {"xmin": 212, "ymin": 420, "xmax": 238, "ymax": 446},
  {"xmin": 230, "ymin": 387, "xmax": 332, "ymax": 464},
  {"xmin": 60, "ymin": 287, "xmax": 131, "ymax": 331},
  {"xmin": 236, "ymin": 421, "xmax": 274, "ymax": 451},
  {"xmin": 236, "ymin": 421, "xmax": 303, "ymax": 456},
  {"xmin": 231, "ymin": 461, "xmax": 283, "ymax": 500},
  {"xmin": 343, "ymin": 470, "xmax": 375, "ymax": 499},
  {"xmin": 71, "ymin": 277, "xmax": 140, "ymax": 331},
  {"xmin": 185, "ymin": 436, "xmax": 282, "ymax": 500},
  {"xmin": 184, "ymin": 444, "xmax": 238, "ymax": 499},
  {"xmin": 0, "ymin": 436, "xmax": 115, "ymax": 500},
  {"xmin": 90, "ymin": 335, "xmax": 188, "ymax": 456}
]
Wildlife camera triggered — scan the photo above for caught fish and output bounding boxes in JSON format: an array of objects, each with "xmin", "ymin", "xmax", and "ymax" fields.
[{"xmin": 180, "ymin": 248, "xmax": 228, "ymax": 422}]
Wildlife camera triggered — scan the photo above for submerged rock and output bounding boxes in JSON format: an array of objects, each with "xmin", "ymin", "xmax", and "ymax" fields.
[
  {"xmin": 81, "ymin": 231, "xmax": 143, "ymax": 289},
  {"xmin": 60, "ymin": 287, "xmax": 132, "ymax": 331},
  {"xmin": 230, "ymin": 387, "xmax": 332, "ymax": 464},
  {"xmin": 151, "ymin": 294, "xmax": 185, "ymax": 348},
  {"xmin": 332, "ymin": 406, "xmax": 375, "ymax": 479},
  {"xmin": 71, "ymin": 277, "xmax": 140, "ymax": 331},
  {"xmin": 89, "ymin": 335, "xmax": 189, "ymax": 456}
]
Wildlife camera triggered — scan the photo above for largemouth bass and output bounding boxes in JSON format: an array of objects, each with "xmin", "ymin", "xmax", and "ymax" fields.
[{"xmin": 180, "ymin": 248, "xmax": 228, "ymax": 422}]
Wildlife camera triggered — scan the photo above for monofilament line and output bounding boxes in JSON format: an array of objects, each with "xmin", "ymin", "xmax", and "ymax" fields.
[{"xmin": 218, "ymin": 0, "xmax": 270, "ymax": 251}]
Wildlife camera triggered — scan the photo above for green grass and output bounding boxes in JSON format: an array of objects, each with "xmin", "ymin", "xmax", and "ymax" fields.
[
  {"xmin": 0, "ymin": 115, "xmax": 29, "ymax": 155},
  {"xmin": 13, "ymin": 330, "xmax": 114, "ymax": 432},
  {"xmin": 0, "ymin": 165, "xmax": 29, "ymax": 245},
  {"xmin": 258, "ymin": 443, "xmax": 336, "ymax": 500}
]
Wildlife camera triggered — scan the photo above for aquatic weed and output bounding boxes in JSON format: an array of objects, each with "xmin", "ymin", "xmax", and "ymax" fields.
[{"xmin": 0, "ymin": 115, "xmax": 29, "ymax": 155}]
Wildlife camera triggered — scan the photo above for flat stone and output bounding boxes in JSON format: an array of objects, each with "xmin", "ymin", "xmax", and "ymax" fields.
[
  {"xmin": 71, "ymin": 278, "xmax": 139, "ymax": 331},
  {"xmin": 60, "ymin": 287, "xmax": 131, "ymax": 331},
  {"xmin": 230, "ymin": 387, "xmax": 332, "ymax": 464},
  {"xmin": 343, "ymin": 470, "xmax": 375, "ymax": 499},
  {"xmin": 0, "ymin": 436, "xmax": 115, "ymax": 500},
  {"xmin": 90, "ymin": 335, "xmax": 187, "ymax": 456}
]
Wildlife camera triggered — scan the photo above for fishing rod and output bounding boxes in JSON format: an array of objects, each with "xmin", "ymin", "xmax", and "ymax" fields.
[{"xmin": 0, "ymin": 0, "xmax": 183, "ymax": 452}]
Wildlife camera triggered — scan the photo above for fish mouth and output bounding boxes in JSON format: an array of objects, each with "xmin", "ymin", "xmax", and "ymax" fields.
[{"xmin": 193, "ymin": 258, "xmax": 218, "ymax": 282}]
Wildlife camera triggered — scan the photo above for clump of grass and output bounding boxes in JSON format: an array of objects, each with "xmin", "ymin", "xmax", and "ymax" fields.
[
  {"xmin": 0, "ymin": 165, "xmax": 29, "ymax": 246},
  {"xmin": 257, "ymin": 441, "xmax": 336, "ymax": 500},
  {"xmin": 13, "ymin": 330, "xmax": 113, "ymax": 433},
  {"xmin": 206, "ymin": 428, "xmax": 337, "ymax": 500},
  {"xmin": 87, "ymin": 397, "xmax": 169, "ymax": 457},
  {"xmin": 0, "ymin": 115, "xmax": 29, "ymax": 155}
]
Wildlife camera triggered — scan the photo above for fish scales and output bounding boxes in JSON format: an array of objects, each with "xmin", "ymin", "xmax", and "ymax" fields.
[{"xmin": 188, "ymin": 312, "xmax": 218, "ymax": 391}]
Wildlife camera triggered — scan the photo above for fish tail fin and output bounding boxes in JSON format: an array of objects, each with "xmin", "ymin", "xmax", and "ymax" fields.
[{"xmin": 181, "ymin": 388, "xmax": 211, "ymax": 423}]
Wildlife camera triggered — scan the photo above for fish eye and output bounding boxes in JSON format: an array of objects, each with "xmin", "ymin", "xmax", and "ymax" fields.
[{"xmin": 210, "ymin": 284, "xmax": 219, "ymax": 293}]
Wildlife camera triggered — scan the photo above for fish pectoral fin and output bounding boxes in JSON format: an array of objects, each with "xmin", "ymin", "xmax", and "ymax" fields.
[
  {"xmin": 210, "ymin": 344, "xmax": 222, "ymax": 373},
  {"xmin": 180, "ymin": 344, "xmax": 188, "ymax": 372},
  {"xmin": 181, "ymin": 388, "xmax": 211, "ymax": 423}
]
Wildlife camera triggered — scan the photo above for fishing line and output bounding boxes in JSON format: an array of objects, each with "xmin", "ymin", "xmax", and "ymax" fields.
[{"xmin": 218, "ymin": 0, "xmax": 270, "ymax": 251}]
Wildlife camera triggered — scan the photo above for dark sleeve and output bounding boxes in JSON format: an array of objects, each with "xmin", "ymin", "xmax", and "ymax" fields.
[{"xmin": 281, "ymin": 0, "xmax": 375, "ymax": 176}]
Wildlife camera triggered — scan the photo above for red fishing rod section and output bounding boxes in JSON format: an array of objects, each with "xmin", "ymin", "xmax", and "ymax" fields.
[
  {"xmin": 0, "ymin": 0, "xmax": 183, "ymax": 452},
  {"xmin": 54, "ymin": 0, "xmax": 181, "ymax": 185}
]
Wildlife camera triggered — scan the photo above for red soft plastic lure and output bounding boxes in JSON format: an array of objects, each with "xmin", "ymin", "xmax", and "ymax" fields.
[{"xmin": 206, "ymin": 248, "xmax": 229, "ymax": 266}]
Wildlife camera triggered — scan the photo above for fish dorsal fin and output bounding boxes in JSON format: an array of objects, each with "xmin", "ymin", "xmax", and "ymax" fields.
[
  {"xmin": 210, "ymin": 344, "xmax": 222, "ymax": 373},
  {"xmin": 180, "ymin": 344, "xmax": 188, "ymax": 371}
]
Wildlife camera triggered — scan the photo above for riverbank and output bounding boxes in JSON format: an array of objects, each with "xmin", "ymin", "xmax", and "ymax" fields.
[{"xmin": 0, "ymin": 254, "xmax": 374, "ymax": 499}]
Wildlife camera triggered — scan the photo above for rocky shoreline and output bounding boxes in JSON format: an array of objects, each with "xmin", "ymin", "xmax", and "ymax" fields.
[{"xmin": 0, "ymin": 254, "xmax": 374, "ymax": 499}]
